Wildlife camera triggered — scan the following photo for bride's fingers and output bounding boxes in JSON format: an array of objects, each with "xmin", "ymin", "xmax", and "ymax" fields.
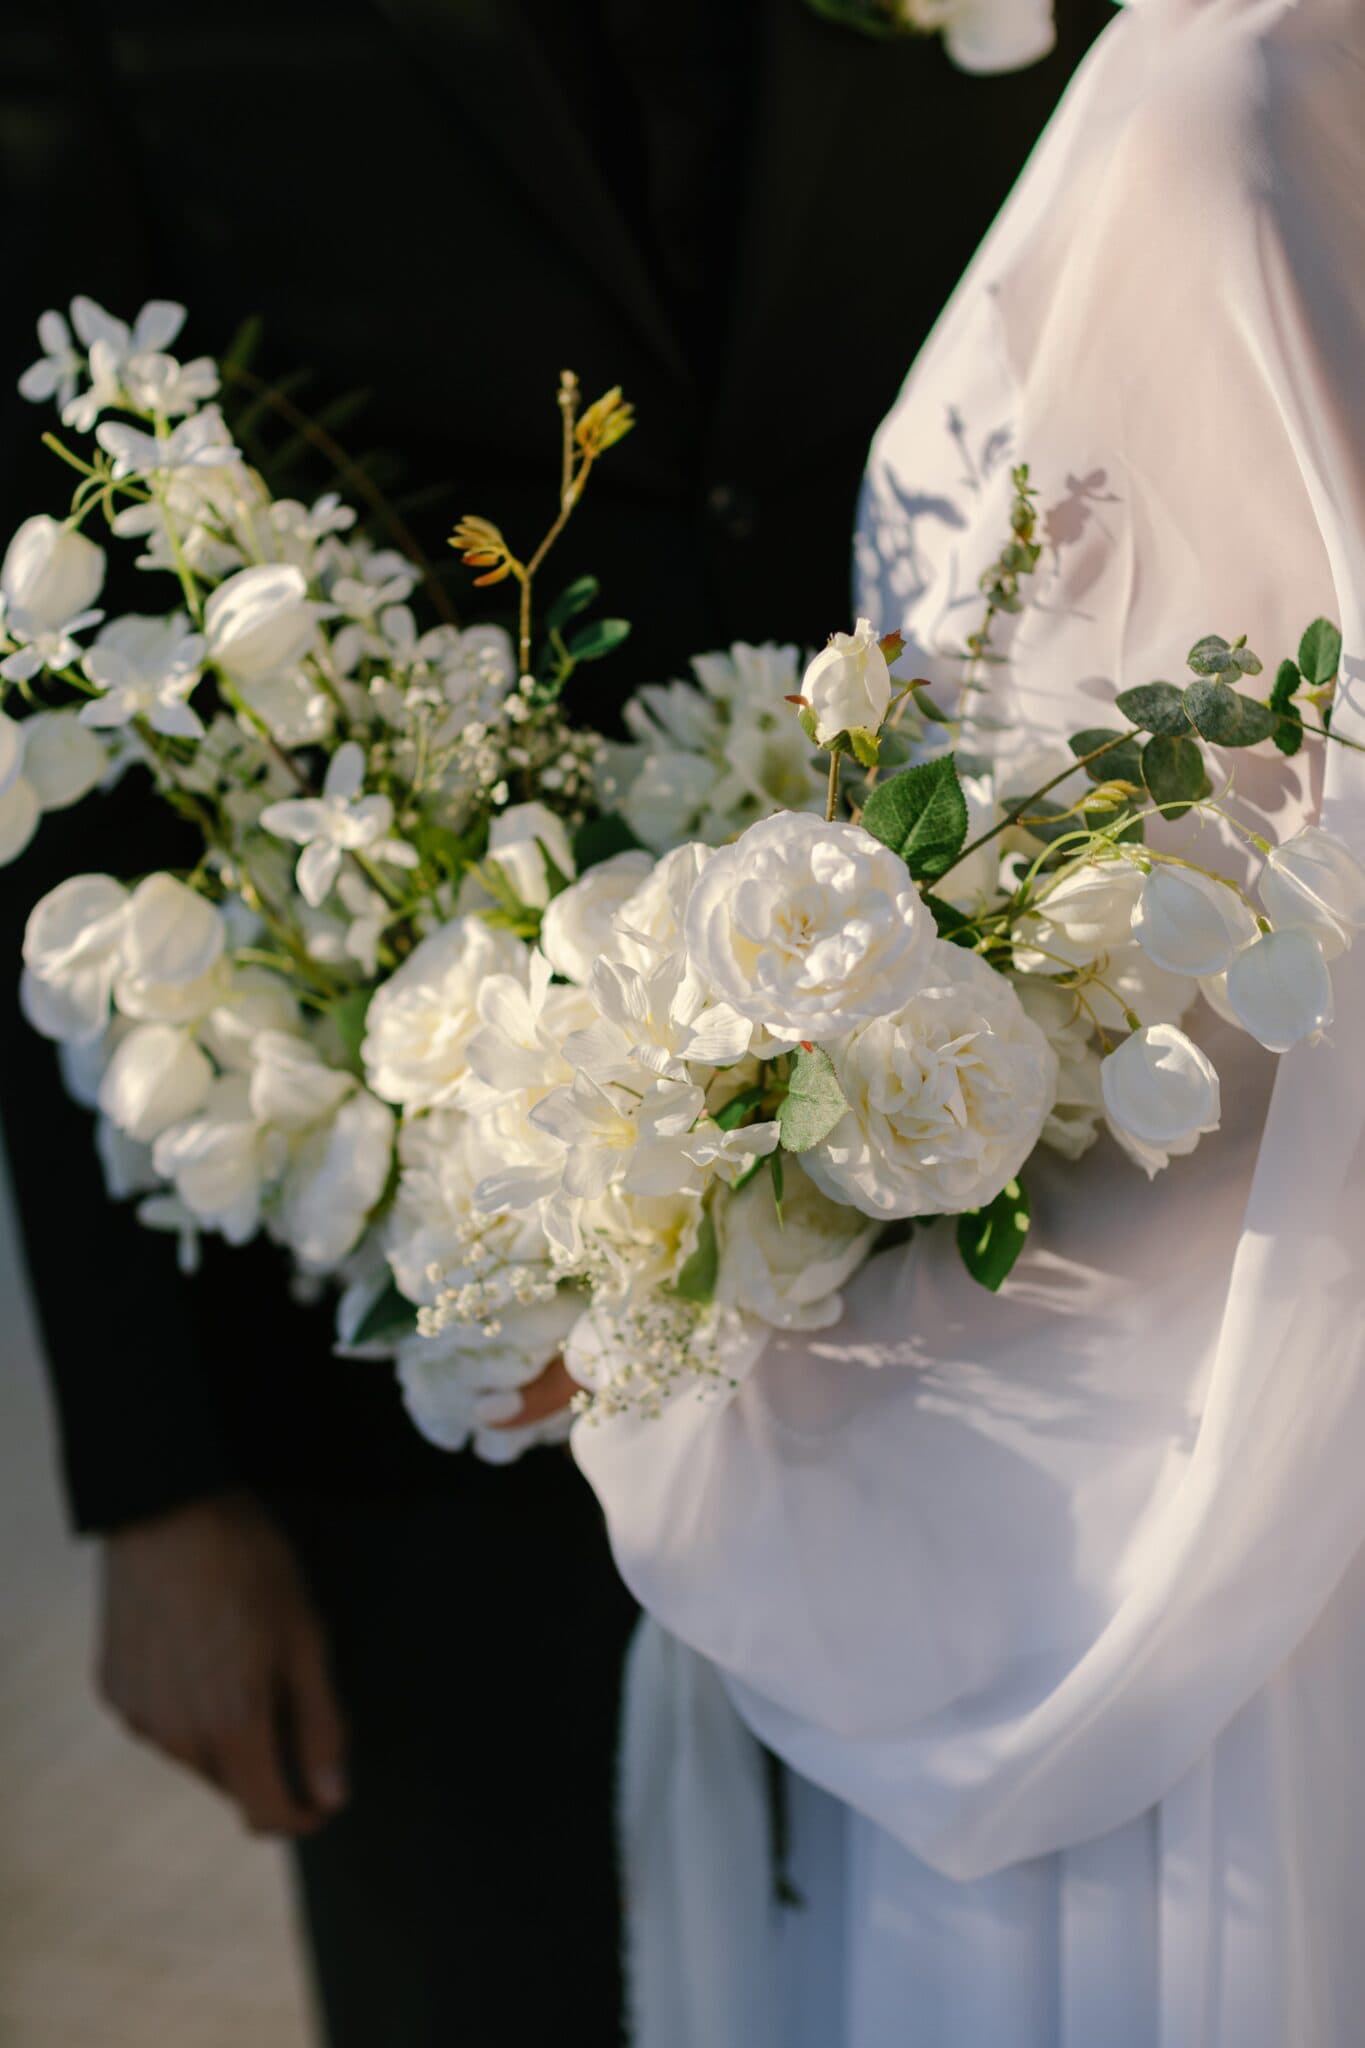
[{"xmin": 491, "ymin": 1355, "xmax": 578, "ymax": 1430}]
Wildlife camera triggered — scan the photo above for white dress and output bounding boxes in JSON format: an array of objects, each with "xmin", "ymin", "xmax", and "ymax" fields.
[{"xmin": 574, "ymin": 2, "xmax": 1365, "ymax": 2041}]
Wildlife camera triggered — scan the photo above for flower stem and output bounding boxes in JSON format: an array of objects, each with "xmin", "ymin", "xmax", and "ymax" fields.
[{"xmin": 825, "ymin": 751, "xmax": 841, "ymax": 822}]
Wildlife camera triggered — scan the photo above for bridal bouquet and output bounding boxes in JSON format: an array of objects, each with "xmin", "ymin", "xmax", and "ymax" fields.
[{"xmin": 6, "ymin": 300, "xmax": 1363, "ymax": 1459}]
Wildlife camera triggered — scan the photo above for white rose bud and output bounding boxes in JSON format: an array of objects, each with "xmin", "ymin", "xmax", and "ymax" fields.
[
  {"xmin": 98, "ymin": 1021, "xmax": 213, "ymax": 1142},
  {"xmin": 1100, "ymin": 1023, "xmax": 1221, "ymax": 1178},
  {"xmin": 1258, "ymin": 825, "xmax": 1365, "ymax": 961},
  {"xmin": 203, "ymin": 562, "xmax": 318, "ymax": 680},
  {"xmin": 486, "ymin": 800, "xmax": 576, "ymax": 910},
  {"xmin": 1131, "ymin": 865, "xmax": 1259, "ymax": 977},
  {"xmin": 802, "ymin": 617, "xmax": 892, "ymax": 747},
  {"xmin": 1224, "ymin": 928, "xmax": 1334, "ymax": 1052},
  {"xmin": 0, "ymin": 514, "xmax": 105, "ymax": 630}
]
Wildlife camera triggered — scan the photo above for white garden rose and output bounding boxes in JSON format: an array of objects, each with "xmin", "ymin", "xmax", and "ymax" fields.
[
  {"xmin": 802, "ymin": 617, "xmax": 891, "ymax": 747},
  {"xmin": 203, "ymin": 562, "xmax": 320, "ymax": 681},
  {"xmin": 614, "ymin": 843, "xmax": 714, "ymax": 968},
  {"xmin": 540, "ymin": 849, "xmax": 654, "ymax": 983},
  {"xmin": 396, "ymin": 1290, "xmax": 580, "ymax": 1460},
  {"xmin": 21, "ymin": 873, "xmax": 129, "ymax": 1043},
  {"xmin": 97, "ymin": 1021, "xmax": 213, "ymax": 1143},
  {"xmin": 1132, "ymin": 865, "xmax": 1259, "ymax": 978},
  {"xmin": 715, "ymin": 1159, "xmax": 878, "ymax": 1330},
  {"xmin": 361, "ymin": 915, "xmax": 527, "ymax": 1112},
  {"xmin": 1100, "ymin": 1023, "xmax": 1221, "ymax": 1178},
  {"xmin": 1258, "ymin": 826, "xmax": 1365, "ymax": 960},
  {"xmin": 683, "ymin": 813, "xmax": 933, "ymax": 1040},
  {"xmin": 805, "ymin": 943, "xmax": 1057, "ymax": 1219}
]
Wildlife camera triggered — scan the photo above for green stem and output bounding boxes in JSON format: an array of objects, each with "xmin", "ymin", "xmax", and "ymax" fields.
[
  {"xmin": 938, "ymin": 729, "xmax": 1140, "ymax": 882},
  {"xmin": 825, "ymin": 751, "xmax": 841, "ymax": 822}
]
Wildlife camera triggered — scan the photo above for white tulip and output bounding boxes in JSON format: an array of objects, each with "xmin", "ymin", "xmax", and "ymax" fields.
[
  {"xmin": 539, "ymin": 849, "xmax": 653, "ymax": 983},
  {"xmin": 486, "ymin": 800, "xmax": 576, "ymax": 909},
  {"xmin": 203, "ymin": 562, "xmax": 319, "ymax": 681},
  {"xmin": 1258, "ymin": 826, "xmax": 1365, "ymax": 960},
  {"xmin": 21, "ymin": 873, "xmax": 129, "ymax": 1043},
  {"xmin": 802, "ymin": 617, "xmax": 892, "ymax": 747},
  {"xmin": 1224, "ymin": 928, "xmax": 1334, "ymax": 1052},
  {"xmin": 274, "ymin": 1089, "xmax": 395, "ymax": 1269},
  {"xmin": 124, "ymin": 873, "xmax": 225, "ymax": 987},
  {"xmin": 1131, "ymin": 864, "xmax": 1259, "ymax": 977},
  {"xmin": 1100, "ymin": 1024, "xmax": 1220, "ymax": 1178},
  {"xmin": 684, "ymin": 812, "xmax": 934, "ymax": 1040},
  {"xmin": 0, "ymin": 514, "xmax": 105, "ymax": 630},
  {"xmin": 98, "ymin": 1022, "xmax": 213, "ymax": 1142}
]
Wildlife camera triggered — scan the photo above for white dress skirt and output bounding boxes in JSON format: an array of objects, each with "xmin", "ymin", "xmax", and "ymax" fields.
[{"xmin": 574, "ymin": 2, "xmax": 1365, "ymax": 2041}]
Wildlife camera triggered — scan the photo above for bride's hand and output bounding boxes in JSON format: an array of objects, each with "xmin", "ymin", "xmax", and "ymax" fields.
[{"xmin": 492, "ymin": 1355, "xmax": 578, "ymax": 1430}]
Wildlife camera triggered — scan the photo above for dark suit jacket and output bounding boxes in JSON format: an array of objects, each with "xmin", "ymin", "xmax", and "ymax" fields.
[{"xmin": 0, "ymin": 0, "xmax": 1113, "ymax": 1529}]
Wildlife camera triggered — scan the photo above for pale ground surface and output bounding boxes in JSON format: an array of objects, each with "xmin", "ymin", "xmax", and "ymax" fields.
[{"xmin": 0, "ymin": 1145, "xmax": 315, "ymax": 2048}]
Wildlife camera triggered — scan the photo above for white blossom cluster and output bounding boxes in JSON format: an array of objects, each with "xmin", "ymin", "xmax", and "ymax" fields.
[{"xmin": 6, "ymin": 295, "xmax": 1364, "ymax": 1465}]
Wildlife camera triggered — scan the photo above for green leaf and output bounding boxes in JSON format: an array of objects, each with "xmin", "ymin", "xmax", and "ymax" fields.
[
  {"xmin": 1298, "ymin": 617, "xmax": 1342, "ymax": 688},
  {"xmin": 859, "ymin": 754, "xmax": 969, "ymax": 881},
  {"xmin": 1182, "ymin": 677, "xmax": 1277, "ymax": 748},
  {"xmin": 352, "ymin": 1277, "xmax": 419, "ymax": 1348},
  {"xmin": 1114, "ymin": 682, "xmax": 1191, "ymax": 736},
  {"xmin": 769, "ymin": 1147, "xmax": 785, "ymax": 1222},
  {"xmin": 797, "ymin": 704, "xmax": 819, "ymax": 744},
  {"xmin": 1068, "ymin": 727, "xmax": 1144, "ymax": 785},
  {"xmin": 1141, "ymin": 733, "xmax": 1210, "ymax": 817},
  {"xmin": 713, "ymin": 1083, "xmax": 768, "ymax": 1131},
  {"xmin": 956, "ymin": 1177, "xmax": 1031, "ymax": 1292},
  {"xmin": 566, "ymin": 617, "xmax": 631, "ymax": 663},
  {"xmin": 329, "ymin": 986, "xmax": 374, "ymax": 1070},
  {"xmin": 535, "ymin": 836, "xmax": 575, "ymax": 900},
  {"xmin": 545, "ymin": 575, "xmax": 601, "ymax": 633},
  {"xmin": 848, "ymin": 727, "xmax": 881, "ymax": 769},
  {"xmin": 777, "ymin": 1047, "xmax": 849, "ymax": 1154},
  {"xmin": 1270, "ymin": 657, "xmax": 1301, "ymax": 714},
  {"xmin": 922, "ymin": 892, "xmax": 977, "ymax": 944},
  {"xmin": 571, "ymin": 812, "xmax": 642, "ymax": 872},
  {"xmin": 673, "ymin": 1208, "xmax": 719, "ymax": 1305},
  {"xmin": 1186, "ymin": 634, "xmax": 1234, "ymax": 676}
]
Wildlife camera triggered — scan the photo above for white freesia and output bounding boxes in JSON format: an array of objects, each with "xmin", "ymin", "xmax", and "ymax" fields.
[
  {"xmin": 152, "ymin": 1076, "xmax": 288, "ymax": 1242},
  {"xmin": 540, "ymin": 849, "xmax": 654, "ymax": 983},
  {"xmin": 806, "ymin": 943, "xmax": 1057, "ymax": 1220},
  {"xmin": 261, "ymin": 741, "xmax": 419, "ymax": 908},
  {"xmin": 203, "ymin": 562, "xmax": 321, "ymax": 682},
  {"xmin": 81, "ymin": 614, "xmax": 205, "ymax": 739},
  {"xmin": 1100, "ymin": 1023, "xmax": 1221, "ymax": 1178},
  {"xmin": 684, "ymin": 812, "xmax": 934, "ymax": 1040},
  {"xmin": 21, "ymin": 873, "xmax": 129, "ymax": 1043},
  {"xmin": 802, "ymin": 617, "xmax": 892, "ymax": 746},
  {"xmin": 484, "ymin": 801, "xmax": 575, "ymax": 909},
  {"xmin": 1224, "ymin": 928, "xmax": 1334, "ymax": 1053},
  {"xmin": 97, "ymin": 1022, "xmax": 213, "ymax": 1143},
  {"xmin": 528, "ymin": 1074, "xmax": 707, "ymax": 1202},
  {"xmin": 274, "ymin": 1089, "xmax": 395, "ymax": 1269},
  {"xmin": 715, "ymin": 1158, "xmax": 877, "ymax": 1330},
  {"xmin": 361, "ymin": 916, "xmax": 527, "ymax": 1111},
  {"xmin": 1258, "ymin": 825, "xmax": 1365, "ymax": 960}
]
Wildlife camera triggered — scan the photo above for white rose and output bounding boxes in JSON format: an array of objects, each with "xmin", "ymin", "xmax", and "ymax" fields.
[
  {"xmin": 1259, "ymin": 826, "xmax": 1365, "ymax": 960},
  {"xmin": 683, "ymin": 812, "xmax": 934, "ymax": 1040},
  {"xmin": 361, "ymin": 915, "xmax": 527, "ymax": 1112},
  {"xmin": 203, "ymin": 562, "xmax": 319, "ymax": 680},
  {"xmin": 805, "ymin": 943, "xmax": 1057, "ymax": 1219},
  {"xmin": 0, "ymin": 514, "xmax": 105, "ymax": 629},
  {"xmin": 1131, "ymin": 864, "xmax": 1259, "ymax": 977},
  {"xmin": 274, "ymin": 1089, "xmax": 395, "ymax": 1270},
  {"xmin": 540, "ymin": 849, "xmax": 653, "ymax": 983},
  {"xmin": 802, "ymin": 617, "xmax": 891, "ymax": 747},
  {"xmin": 485, "ymin": 800, "xmax": 577, "ymax": 909},
  {"xmin": 1100, "ymin": 1023, "xmax": 1220, "ymax": 1178},
  {"xmin": 614, "ymin": 843, "xmax": 714, "ymax": 966},
  {"xmin": 21, "ymin": 873, "xmax": 129, "ymax": 1043},
  {"xmin": 97, "ymin": 1021, "xmax": 212, "ymax": 1142},
  {"xmin": 1224, "ymin": 928, "xmax": 1334, "ymax": 1052},
  {"xmin": 715, "ymin": 1159, "xmax": 878, "ymax": 1330}
]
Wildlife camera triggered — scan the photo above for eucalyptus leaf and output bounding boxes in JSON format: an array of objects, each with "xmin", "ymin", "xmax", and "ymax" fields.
[
  {"xmin": 956, "ymin": 1177, "xmax": 1030, "ymax": 1292},
  {"xmin": 1298, "ymin": 617, "xmax": 1342, "ymax": 688},
  {"xmin": 860, "ymin": 754, "xmax": 969, "ymax": 880},
  {"xmin": 1114, "ymin": 681, "xmax": 1191, "ymax": 736},
  {"xmin": 1182, "ymin": 677, "xmax": 1276, "ymax": 748},
  {"xmin": 1141, "ymin": 733, "xmax": 1210, "ymax": 816},
  {"xmin": 777, "ymin": 1047, "xmax": 849, "ymax": 1154},
  {"xmin": 1068, "ymin": 727, "xmax": 1144, "ymax": 785}
]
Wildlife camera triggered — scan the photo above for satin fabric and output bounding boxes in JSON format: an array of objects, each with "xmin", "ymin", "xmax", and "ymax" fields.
[{"xmin": 582, "ymin": 0, "xmax": 1365, "ymax": 2038}]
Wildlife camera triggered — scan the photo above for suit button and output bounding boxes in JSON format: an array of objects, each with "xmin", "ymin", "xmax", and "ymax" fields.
[{"xmin": 706, "ymin": 481, "xmax": 758, "ymax": 540}]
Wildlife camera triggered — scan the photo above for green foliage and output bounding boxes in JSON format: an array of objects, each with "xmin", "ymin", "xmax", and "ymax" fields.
[
  {"xmin": 1298, "ymin": 617, "xmax": 1342, "ymax": 688},
  {"xmin": 923, "ymin": 893, "xmax": 977, "ymax": 944},
  {"xmin": 860, "ymin": 754, "xmax": 969, "ymax": 881},
  {"xmin": 545, "ymin": 575, "xmax": 601, "ymax": 633},
  {"xmin": 571, "ymin": 812, "xmax": 642, "ymax": 872},
  {"xmin": 1269, "ymin": 656, "xmax": 1305, "ymax": 758},
  {"xmin": 847, "ymin": 727, "xmax": 881, "ymax": 769},
  {"xmin": 673, "ymin": 1208, "xmax": 719, "ymax": 1305},
  {"xmin": 566, "ymin": 617, "xmax": 631, "ymax": 663},
  {"xmin": 1114, "ymin": 682, "xmax": 1191, "ymax": 736},
  {"xmin": 1068, "ymin": 728, "xmax": 1144, "ymax": 785},
  {"xmin": 956, "ymin": 1177, "xmax": 1030, "ymax": 1292},
  {"xmin": 1182, "ymin": 677, "xmax": 1276, "ymax": 748},
  {"xmin": 713, "ymin": 1083, "xmax": 769, "ymax": 1131},
  {"xmin": 1141, "ymin": 733, "xmax": 1210, "ymax": 816},
  {"xmin": 351, "ymin": 1277, "xmax": 419, "ymax": 1348},
  {"xmin": 777, "ymin": 1047, "xmax": 849, "ymax": 1154},
  {"xmin": 1186, "ymin": 633, "xmax": 1262, "ymax": 679},
  {"xmin": 328, "ymin": 986, "xmax": 374, "ymax": 1071}
]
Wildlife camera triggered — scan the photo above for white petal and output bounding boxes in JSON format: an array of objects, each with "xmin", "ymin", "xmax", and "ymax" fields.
[
  {"xmin": 1224, "ymin": 929, "xmax": 1334, "ymax": 1052},
  {"xmin": 298, "ymin": 838, "xmax": 343, "ymax": 907}
]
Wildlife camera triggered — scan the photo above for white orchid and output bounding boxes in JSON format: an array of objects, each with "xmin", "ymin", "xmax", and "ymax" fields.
[
  {"xmin": 81, "ymin": 614, "xmax": 205, "ymax": 738},
  {"xmin": 261, "ymin": 742, "xmax": 418, "ymax": 908}
]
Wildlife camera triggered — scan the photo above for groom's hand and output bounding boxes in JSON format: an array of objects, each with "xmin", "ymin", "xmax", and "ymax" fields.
[{"xmin": 97, "ymin": 1490, "xmax": 349, "ymax": 1839}]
